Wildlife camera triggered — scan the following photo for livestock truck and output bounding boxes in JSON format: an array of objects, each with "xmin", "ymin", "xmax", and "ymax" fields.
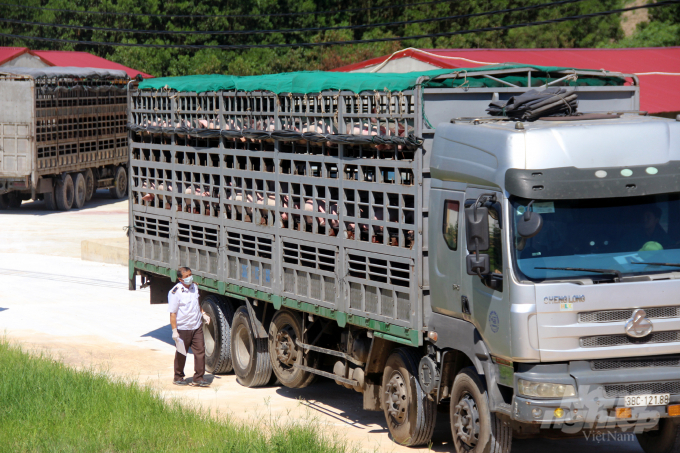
[
  {"xmin": 0, "ymin": 67, "xmax": 129, "ymax": 210},
  {"xmin": 128, "ymin": 65, "xmax": 680, "ymax": 453}
]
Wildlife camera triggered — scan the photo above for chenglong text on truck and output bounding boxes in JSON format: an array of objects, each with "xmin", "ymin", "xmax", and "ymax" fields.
[
  {"xmin": 0, "ymin": 67, "xmax": 129, "ymax": 210},
  {"xmin": 128, "ymin": 66, "xmax": 680, "ymax": 453}
]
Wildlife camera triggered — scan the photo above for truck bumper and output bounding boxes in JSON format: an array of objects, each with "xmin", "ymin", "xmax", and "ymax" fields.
[
  {"xmin": 0, "ymin": 177, "xmax": 30, "ymax": 194},
  {"xmin": 510, "ymin": 356, "xmax": 680, "ymax": 431},
  {"xmin": 512, "ymin": 395, "xmax": 674, "ymax": 429}
]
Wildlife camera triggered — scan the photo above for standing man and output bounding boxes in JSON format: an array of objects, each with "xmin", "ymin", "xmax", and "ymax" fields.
[{"xmin": 169, "ymin": 266, "xmax": 211, "ymax": 387}]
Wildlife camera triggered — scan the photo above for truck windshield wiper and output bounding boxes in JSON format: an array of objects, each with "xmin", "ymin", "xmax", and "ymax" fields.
[
  {"xmin": 535, "ymin": 267, "xmax": 622, "ymax": 281},
  {"xmin": 630, "ymin": 262, "xmax": 680, "ymax": 268}
]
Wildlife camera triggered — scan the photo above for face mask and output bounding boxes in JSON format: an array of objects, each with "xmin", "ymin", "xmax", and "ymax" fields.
[{"xmin": 182, "ymin": 275, "xmax": 193, "ymax": 285}]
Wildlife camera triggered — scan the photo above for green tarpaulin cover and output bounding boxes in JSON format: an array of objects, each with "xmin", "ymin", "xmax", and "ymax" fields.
[{"xmin": 138, "ymin": 64, "xmax": 625, "ymax": 94}]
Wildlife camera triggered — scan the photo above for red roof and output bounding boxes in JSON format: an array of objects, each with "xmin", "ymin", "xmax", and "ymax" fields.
[
  {"xmin": 0, "ymin": 47, "xmax": 30, "ymax": 66},
  {"xmin": 334, "ymin": 48, "xmax": 680, "ymax": 114},
  {"xmin": 31, "ymin": 50, "xmax": 153, "ymax": 79}
]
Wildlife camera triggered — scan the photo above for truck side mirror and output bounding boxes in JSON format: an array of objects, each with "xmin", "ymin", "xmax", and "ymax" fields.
[
  {"xmin": 465, "ymin": 195, "xmax": 496, "ymax": 277},
  {"xmin": 465, "ymin": 205, "xmax": 489, "ymax": 251},
  {"xmin": 517, "ymin": 208, "xmax": 543, "ymax": 238},
  {"xmin": 466, "ymin": 253, "xmax": 490, "ymax": 275}
]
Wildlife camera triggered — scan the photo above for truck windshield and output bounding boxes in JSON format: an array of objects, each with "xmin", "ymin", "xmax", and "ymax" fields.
[{"xmin": 510, "ymin": 194, "xmax": 680, "ymax": 281}]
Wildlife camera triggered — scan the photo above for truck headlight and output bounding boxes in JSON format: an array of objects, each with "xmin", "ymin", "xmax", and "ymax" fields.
[{"xmin": 518, "ymin": 379, "xmax": 576, "ymax": 398}]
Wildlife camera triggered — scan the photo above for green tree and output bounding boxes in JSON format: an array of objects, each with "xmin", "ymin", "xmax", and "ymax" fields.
[
  {"xmin": 601, "ymin": 0, "xmax": 680, "ymax": 48},
  {"xmin": 0, "ymin": 0, "xmax": 631, "ymax": 77}
]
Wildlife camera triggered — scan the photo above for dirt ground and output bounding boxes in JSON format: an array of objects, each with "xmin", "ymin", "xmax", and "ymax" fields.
[
  {"xmin": 0, "ymin": 193, "xmax": 643, "ymax": 452},
  {"xmin": 621, "ymin": 0, "xmax": 649, "ymax": 37}
]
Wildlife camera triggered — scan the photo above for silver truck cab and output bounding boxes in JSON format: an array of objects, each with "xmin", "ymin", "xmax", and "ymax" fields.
[{"xmin": 428, "ymin": 113, "xmax": 680, "ymax": 445}]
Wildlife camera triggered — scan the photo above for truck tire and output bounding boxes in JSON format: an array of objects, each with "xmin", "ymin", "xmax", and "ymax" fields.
[
  {"xmin": 201, "ymin": 295, "xmax": 234, "ymax": 374},
  {"xmin": 450, "ymin": 367, "xmax": 511, "ymax": 453},
  {"xmin": 84, "ymin": 169, "xmax": 95, "ymax": 201},
  {"xmin": 0, "ymin": 194, "xmax": 9, "ymax": 210},
  {"xmin": 268, "ymin": 309, "xmax": 318, "ymax": 388},
  {"xmin": 6, "ymin": 192, "xmax": 22, "ymax": 209},
  {"xmin": 55, "ymin": 174, "xmax": 74, "ymax": 211},
  {"xmin": 231, "ymin": 306, "xmax": 272, "ymax": 388},
  {"xmin": 73, "ymin": 172, "xmax": 86, "ymax": 209},
  {"xmin": 382, "ymin": 348, "xmax": 437, "ymax": 446},
  {"xmin": 109, "ymin": 166, "xmax": 127, "ymax": 199},
  {"xmin": 637, "ymin": 418, "xmax": 680, "ymax": 453}
]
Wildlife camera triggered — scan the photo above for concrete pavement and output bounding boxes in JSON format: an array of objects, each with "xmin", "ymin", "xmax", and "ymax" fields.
[{"xmin": 0, "ymin": 194, "xmax": 644, "ymax": 452}]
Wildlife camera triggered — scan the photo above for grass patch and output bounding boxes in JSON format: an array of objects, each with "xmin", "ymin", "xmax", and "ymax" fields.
[{"xmin": 0, "ymin": 339, "xmax": 356, "ymax": 453}]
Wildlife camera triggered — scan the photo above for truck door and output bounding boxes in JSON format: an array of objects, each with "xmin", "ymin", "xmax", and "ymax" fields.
[
  {"xmin": 0, "ymin": 79, "xmax": 33, "ymax": 180},
  {"xmin": 428, "ymin": 189, "xmax": 464, "ymax": 317},
  {"xmin": 462, "ymin": 191, "xmax": 511, "ymax": 358}
]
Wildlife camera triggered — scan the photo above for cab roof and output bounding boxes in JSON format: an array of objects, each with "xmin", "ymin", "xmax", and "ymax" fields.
[{"xmin": 431, "ymin": 114, "xmax": 680, "ymax": 194}]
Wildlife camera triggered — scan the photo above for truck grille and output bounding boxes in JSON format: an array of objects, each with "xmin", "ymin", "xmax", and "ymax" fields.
[
  {"xmin": 580, "ymin": 330, "xmax": 680, "ymax": 348},
  {"xmin": 603, "ymin": 381, "xmax": 680, "ymax": 398},
  {"xmin": 579, "ymin": 306, "xmax": 680, "ymax": 323},
  {"xmin": 591, "ymin": 357, "xmax": 680, "ymax": 371}
]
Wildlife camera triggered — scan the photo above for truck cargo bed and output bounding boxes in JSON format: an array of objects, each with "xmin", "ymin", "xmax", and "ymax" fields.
[{"xmin": 128, "ymin": 66, "xmax": 639, "ymax": 344}]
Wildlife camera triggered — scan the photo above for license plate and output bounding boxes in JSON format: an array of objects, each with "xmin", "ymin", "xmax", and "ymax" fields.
[{"xmin": 624, "ymin": 394, "xmax": 670, "ymax": 407}]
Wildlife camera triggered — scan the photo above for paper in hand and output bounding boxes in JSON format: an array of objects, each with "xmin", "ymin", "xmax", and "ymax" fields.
[{"xmin": 175, "ymin": 337, "xmax": 187, "ymax": 356}]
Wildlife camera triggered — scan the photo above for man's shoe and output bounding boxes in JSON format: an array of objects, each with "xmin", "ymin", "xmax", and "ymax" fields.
[
  {"xmin": 190, "ymin": 380, "xmax": 210, "ymax": 387},
  {"xmin": 173, "ymin": 379, "xmax": 188, "ymax": 386}
]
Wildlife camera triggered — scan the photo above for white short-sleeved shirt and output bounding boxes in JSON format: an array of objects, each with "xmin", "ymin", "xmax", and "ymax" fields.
[{"xmin": 168, "ymin": 282, "xmax": 202, "ymax": 330}]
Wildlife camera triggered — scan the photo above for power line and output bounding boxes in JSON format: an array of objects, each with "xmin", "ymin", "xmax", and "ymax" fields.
[
  {"xmin": 0, "ymin": 0, "xmax": 459, "ymax": 20},
  {"xmin": 0, "ymin": 0, "xmax": 586, "ymax": 37},
  {"xmin": 1, "ymin": 0, "xmax": 678, "ymax": 51}
]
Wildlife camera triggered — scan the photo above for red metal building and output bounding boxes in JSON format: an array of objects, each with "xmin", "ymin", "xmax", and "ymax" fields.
[
  {"xmin": 0, "ymin": 47, "xmax": 152, "ymax": 79},
  {"xmin": 334, "ymin": 47, "xmax": 680, "ymax": 114}
]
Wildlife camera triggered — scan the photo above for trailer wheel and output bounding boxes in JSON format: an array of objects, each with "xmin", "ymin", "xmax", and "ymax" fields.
[
  {"xmin": 231, "ymin": 306, "xmax": 272, "ymax": 387},
  {"xmin": 201, "ymin": 295, "xmax": 235, "ymax": 374},
  {"xmin": 55, "ymin": 174, "xmax": 74, "ymax": 211},
  {"xmin": 73, "ymin": 173, "xmax": 86, "ymax": 209},
  {"xmin": 382, "ymin": 348, "xmax": 437, "ymax": 446},
  {"xmin": 6, "ymin": 192, "xmax": 22, "ymax": 209},
  {"xmin": 637, "ymin": 418, "xmax": 680, "ymax": 453},
  {"xmin": 450, "ymin": 367, "xmax": 511, "ymax": 453},
  {"xmin": 268, "ymin": 309, "xmax": 318, "ymax": 388},
  {"xmin": 84, "ymin": 169, "xmax": 95, "ymax": 201},
  {"xmin": 0, "ymin": 194, "xmax": 8, "ymax": 210},
  {"xmin": 109, "ymin": 166, "xmax": 127, "ymax": 199}
]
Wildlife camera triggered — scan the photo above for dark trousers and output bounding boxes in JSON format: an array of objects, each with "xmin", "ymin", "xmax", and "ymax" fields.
[{"xmin": 174, "ymin": 326, "xmax": 205, "ymax": 382}]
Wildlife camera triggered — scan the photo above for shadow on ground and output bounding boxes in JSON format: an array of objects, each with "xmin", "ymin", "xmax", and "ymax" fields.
[
  {"xmin": 512, "ymin": 436, "xmax": 643, "ymax": 453},
  {"xmin": 277, "ymin": 382, "xmax": 387, "ymax": 429},
  {"xmin": 143, "ymin": 324, "xmax": 198, "ymax": 357},
  {"xmin": 3, "ymin": 190, "xmax": 126, "ymax": 216},
  {"xmin": 0, "ymin": 308, "xmax": 7, "ymax": 313},
  {"xmin": 274, "ymin": 381, "xmax": 451, "ymax": 444},
  {"xmin": 142, "ymin": 324, "xmax": 174, "ymax": 346}
]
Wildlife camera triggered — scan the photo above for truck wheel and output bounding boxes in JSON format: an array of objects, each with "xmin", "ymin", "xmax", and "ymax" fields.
[
  {"xmin": 0, "ymin": 194, "xmax": 9, "ymax": 210},
  {"xmin": 84, "ymin": 169, "xmax": 95, "ymax": 201},
  {"xmin": 73, "ymin": 173, "xmax": 86, "ymax": 209},
  {"xmin": 231, "ymin": 306, "xmax": 272, "ymax": 387},
  {"xmin": 450, "ymin": 367, "xmax": 511, "ymax": 453},
  {"xmin": 109, "ymin": 166, "xmax": 127, "ymax": 199},
  {"xmin": 382, "ymin": 348, "xmax": 437, "ymax": 446},
  {"xmin": 6, "ymin": 192, "xmax": 22, "ymax": 209},
  {"xmin": 637, "ymin": 418, "xmax": 680, "ymax": 453},
  {"xmin": 268, "ymin": 309, "xmax": 318, "ymax": 388},
  {"xmin": 202, "ymin": 295, "xmax": 235, "ymax": 374},
  {"xmin": 55, "ymin": 174, "xmax": 74, "ymax": 211}
]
